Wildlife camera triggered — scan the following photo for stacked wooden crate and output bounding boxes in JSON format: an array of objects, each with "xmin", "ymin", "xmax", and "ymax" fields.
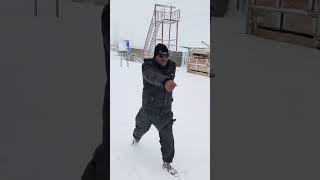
[
  {"xmin": 128, "ymin": 48, "xmax": 144, "ymax": 62},
  {"xmin": 246, "ymin": 0, "xmax": 320, "ymax": 48},
  {"xmin": 187, "ymin": 48, "xmax": 210, "ymax": 77}
]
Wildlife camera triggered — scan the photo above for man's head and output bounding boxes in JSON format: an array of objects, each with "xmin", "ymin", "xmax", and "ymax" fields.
[{"xmin": 154, "ymin": 43, "xmax": 169, "ymax": 66}]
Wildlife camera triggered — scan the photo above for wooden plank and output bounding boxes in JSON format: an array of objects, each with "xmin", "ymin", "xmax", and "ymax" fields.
[
  {"xmin": 253, "ymin": 27, "xmax": 315, "ymax": 47},
  {"xmin": 188, "ymin": 58, "xmax": 209, "ymax": 65},
  {"xmin": 130, "ymin": 48, "xmax": 144, "ymax": 57},
  {"xmin": 187, "ymin": 64, "xmax": 199, "ymax": 71},
  {"xmin": 198, "ymin": 66, "xmax": 210, "ymax": 73},
  {"xmin": 189, "ymin": 48, "xmax": 210, "ymax": 55},
  {"xmin": 255, "ymin": 0, "xmax": 277, "ymax": 7},
  {"xmin": 189, "ymin": 59, "xmax": 198, "ymax": 64},
  {"xmin": 250, "ymin": 5, "xmax": 311, "ymax": 15},
  {"xmin": 253, "ymin": 9, "xmax": 282, "ymax": 29},
  {"xmin": 283, "ymin": 14, "xmax": 314, "ymax": 35},
  {"xmin": 197, "ymin": 59, "xmax": 209, "ymax": 65},
  {"xmin": 281, "ymin": 0, "xmax": 310, "ymax": 10},
  {"xmin": 187, "ymin": 69, "xmax": 210, "ymax": 77}
]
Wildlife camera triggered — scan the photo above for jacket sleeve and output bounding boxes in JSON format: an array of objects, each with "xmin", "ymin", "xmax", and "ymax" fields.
[
  {"xmin": 172, "ymin": 63, "xmax": 176, "ymax": 80},
  {"xmin": 142, "ymin": 63, "xmax": 170, "ymax": 88}
]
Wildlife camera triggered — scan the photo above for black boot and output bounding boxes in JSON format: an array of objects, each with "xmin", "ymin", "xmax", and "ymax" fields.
[{"xmin": 162, "ymin": 162, "xmax": 178, "ymax": 176}]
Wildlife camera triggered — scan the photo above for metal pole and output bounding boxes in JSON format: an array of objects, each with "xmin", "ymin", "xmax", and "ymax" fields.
[
  {"xmin": 154, "ymin": 6, "xmax": 157, "ymax": 47},
  {"xmin": 56, "ymin": 0, "xmax": 60, "ymax": 18},
  {"xmin": 34, "ymin": 0, "xmax": 38, "ymax": 16},
  {"xmin": 176, "ymin": 21, "xmax": 178, "ymax": 51},
  {"xmin": 316, "ymin": 16, "xmax": 320, "ymax": 48},
  {"xmin": 275, "ymin": 0, "xmax": 282, "ymax": 8},
  {"xmin": 126, "ymin": 51, "xmax": 129, "ymax": 67},
  {"xmin": 162, "ymin": 9, "xmax": 164, "ymax": 44},
  {"xmin": 120, "ymin": 52, "xmax": 123, "ymax": 67},
  {"xmin": 308, "ymin": 0, "xmax": 315, "ymax": 11},
  {"xmin": 236, "ymin": 0, "xmax": 240, "ymax": 11},
  {"xmin": 168, "ymin": 6, "xmax": 172, "ymax": 50},
  {"xmin": 245, "ymin": 0, "xmax": 250, "ymax": 34},
  {"xmin": 245, "ymin": 0, "xmax": 256, "ymax": 34}
]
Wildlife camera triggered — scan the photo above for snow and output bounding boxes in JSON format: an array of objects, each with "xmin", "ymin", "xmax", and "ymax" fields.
[{"xmin": 110, "ymin": 51, "xmax": 210, "ymax": 180}]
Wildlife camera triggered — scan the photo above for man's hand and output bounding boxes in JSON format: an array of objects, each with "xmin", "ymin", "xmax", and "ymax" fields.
[{"xmin": 165, "ymin": 80, "xmax": 177, "ymax": 92}]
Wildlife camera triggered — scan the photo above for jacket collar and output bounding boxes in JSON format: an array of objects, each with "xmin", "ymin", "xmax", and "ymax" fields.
[{"xmin": 152, "ymin": 58, "xmax": 170, "ymax": 70}]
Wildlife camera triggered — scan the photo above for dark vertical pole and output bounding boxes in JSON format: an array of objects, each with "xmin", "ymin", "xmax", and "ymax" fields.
[
  {"xmin": 316, "ymin": 17, "xmax": 320, "ymax": 49},
  {"xmin": 236, "ymin": 0, "xmax": 240, "ymax": 11},
  {"xmin": 34, "ymin": 0, "xmax": 38, "ymax": 16},
  {"xmin": 56, "ymin": 0, "xmax": 60, "ymax": 18},
  {"xmin": 168, "ymin": 6, "xmax": 172, "ymax": 50},
  {"xmin": 276, "ymin": 0, "xmax": 282, "ymax": 8},
  {"xmin": 162, "ymin": 9, "xmax": 164, "ymax": 44},
  {"xmin": 275, "ymin": 0, "xmax": 284, "ymax": 32},
  {"xmin": 176, "ymin": 20, "xmax": 178, "ymax": 51},
  {"xmin": 245, "ymin": 0, "xmax": 254, "ymax": 34},
  {"xmin": 154, "ymin": 6, "xmax": 157, "ymax": 47},
  {"xmin": 308, "ymin": 0, "xmax": 315, "ymax": 11}
]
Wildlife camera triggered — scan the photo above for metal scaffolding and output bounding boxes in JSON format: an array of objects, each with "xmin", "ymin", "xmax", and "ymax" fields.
[{"xmin": 143, "ymin": 4, "xmax": 181, "ymax": 58}]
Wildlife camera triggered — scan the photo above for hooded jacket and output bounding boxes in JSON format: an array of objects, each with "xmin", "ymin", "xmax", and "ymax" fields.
[{"xmin": 141, "ymin": 58, "xmax": 176, "ymax": 115}]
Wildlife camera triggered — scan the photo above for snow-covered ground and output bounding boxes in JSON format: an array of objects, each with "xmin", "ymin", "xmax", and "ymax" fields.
[{"xmin": 110, "ymin": 51, "xmax": 210, "ymax": 180}]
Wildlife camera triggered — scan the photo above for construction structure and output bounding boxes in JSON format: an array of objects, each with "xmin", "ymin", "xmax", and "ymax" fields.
[
  {"xmin": 143, "ymin": 4, "xmax": 181, "ymax": 58},
  {"xmin": 246, "ymin": 0, "xmax": 320, "ymax": 49}
]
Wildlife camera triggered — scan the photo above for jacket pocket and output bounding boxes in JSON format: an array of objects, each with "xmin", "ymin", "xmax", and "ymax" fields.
[{"xmin": 149, "ymin": 97, "xmax": 155, "ymax": 104}]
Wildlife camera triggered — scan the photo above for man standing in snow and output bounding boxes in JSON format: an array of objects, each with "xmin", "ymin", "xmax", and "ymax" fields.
[{"xmin": 131, "ymin": 43, "xmax": 178, "ymax": 176}]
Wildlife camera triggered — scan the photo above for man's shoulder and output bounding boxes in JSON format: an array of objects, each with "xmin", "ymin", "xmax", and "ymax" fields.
[
  {"xmin": 143, "ymin": 58, "xmax": 153, "ymax": 62},
  {"xmin": 167, "ymin": 59, "xmax": 176, "ymax": 68},
  {"xmin": 143, "ymin": 58, "xmax": 155, "ymax": 66}
]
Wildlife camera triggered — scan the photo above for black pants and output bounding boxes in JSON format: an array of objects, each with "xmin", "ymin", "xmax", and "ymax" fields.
[{"xmin": 133, "ymin": 109, "xmax": 175, "ymax": 163}]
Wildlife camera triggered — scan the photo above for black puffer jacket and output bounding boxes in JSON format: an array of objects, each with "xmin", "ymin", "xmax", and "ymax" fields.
[{"xmin": 141, "ymin": 58, "xmax": 176, "ymax": 116}]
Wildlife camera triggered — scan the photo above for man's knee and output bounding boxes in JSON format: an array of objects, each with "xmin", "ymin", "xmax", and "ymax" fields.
[
  {"xmin": 135, "ymin": 111, "xmax": 151, "ymax": 128},
  {"xmin": 134, "ymin": 114, "xmax": 151, "ymax": 139}
]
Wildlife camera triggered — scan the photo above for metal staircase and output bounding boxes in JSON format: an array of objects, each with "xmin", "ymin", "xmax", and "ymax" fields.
[
  {"xmin": 143, "ymin": 13, "xmax": 162, "ymax": 58},
  {"xmin": 143, "ymin": 4, "xmax": 180, "ymax": 58}
]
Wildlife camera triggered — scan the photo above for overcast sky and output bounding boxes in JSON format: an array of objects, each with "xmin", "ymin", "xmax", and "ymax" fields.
[{"xmin": 110, "ymin": 0, "xmax": 210, "ymax": 51}]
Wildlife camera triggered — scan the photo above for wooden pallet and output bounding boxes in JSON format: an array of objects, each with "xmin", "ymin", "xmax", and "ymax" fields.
[
  {"xmin": 247, "ymin": 0, "xmax": 320, "ymax": 48},
  {"xmin": 252, "ymin": 9, "xmax": 315, "ymax": 35},
  {"xmin": 254, "ymin": 0, "xmax": 320, "ymax": 10},
  {"xmin": 281, "ymin": 0, "xmax": 314, "ymax": 10},
  {"xmin": 187, "ymin": 64, "xmax": 210, "ymax": 76},
  {"xmin": 186, "ymin": 48, "xmax": 210, "ymax": 76},
  {"xmin": 255, "ymin": 0, "xmax": 277, "ymax": 7},
  {"xmin": 187, "ymin": 69, "xmax": 210, "ymax": 77},
  {"xmin": 254, "ymin": 27, "xmax": 315, "ymax": 47}
]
